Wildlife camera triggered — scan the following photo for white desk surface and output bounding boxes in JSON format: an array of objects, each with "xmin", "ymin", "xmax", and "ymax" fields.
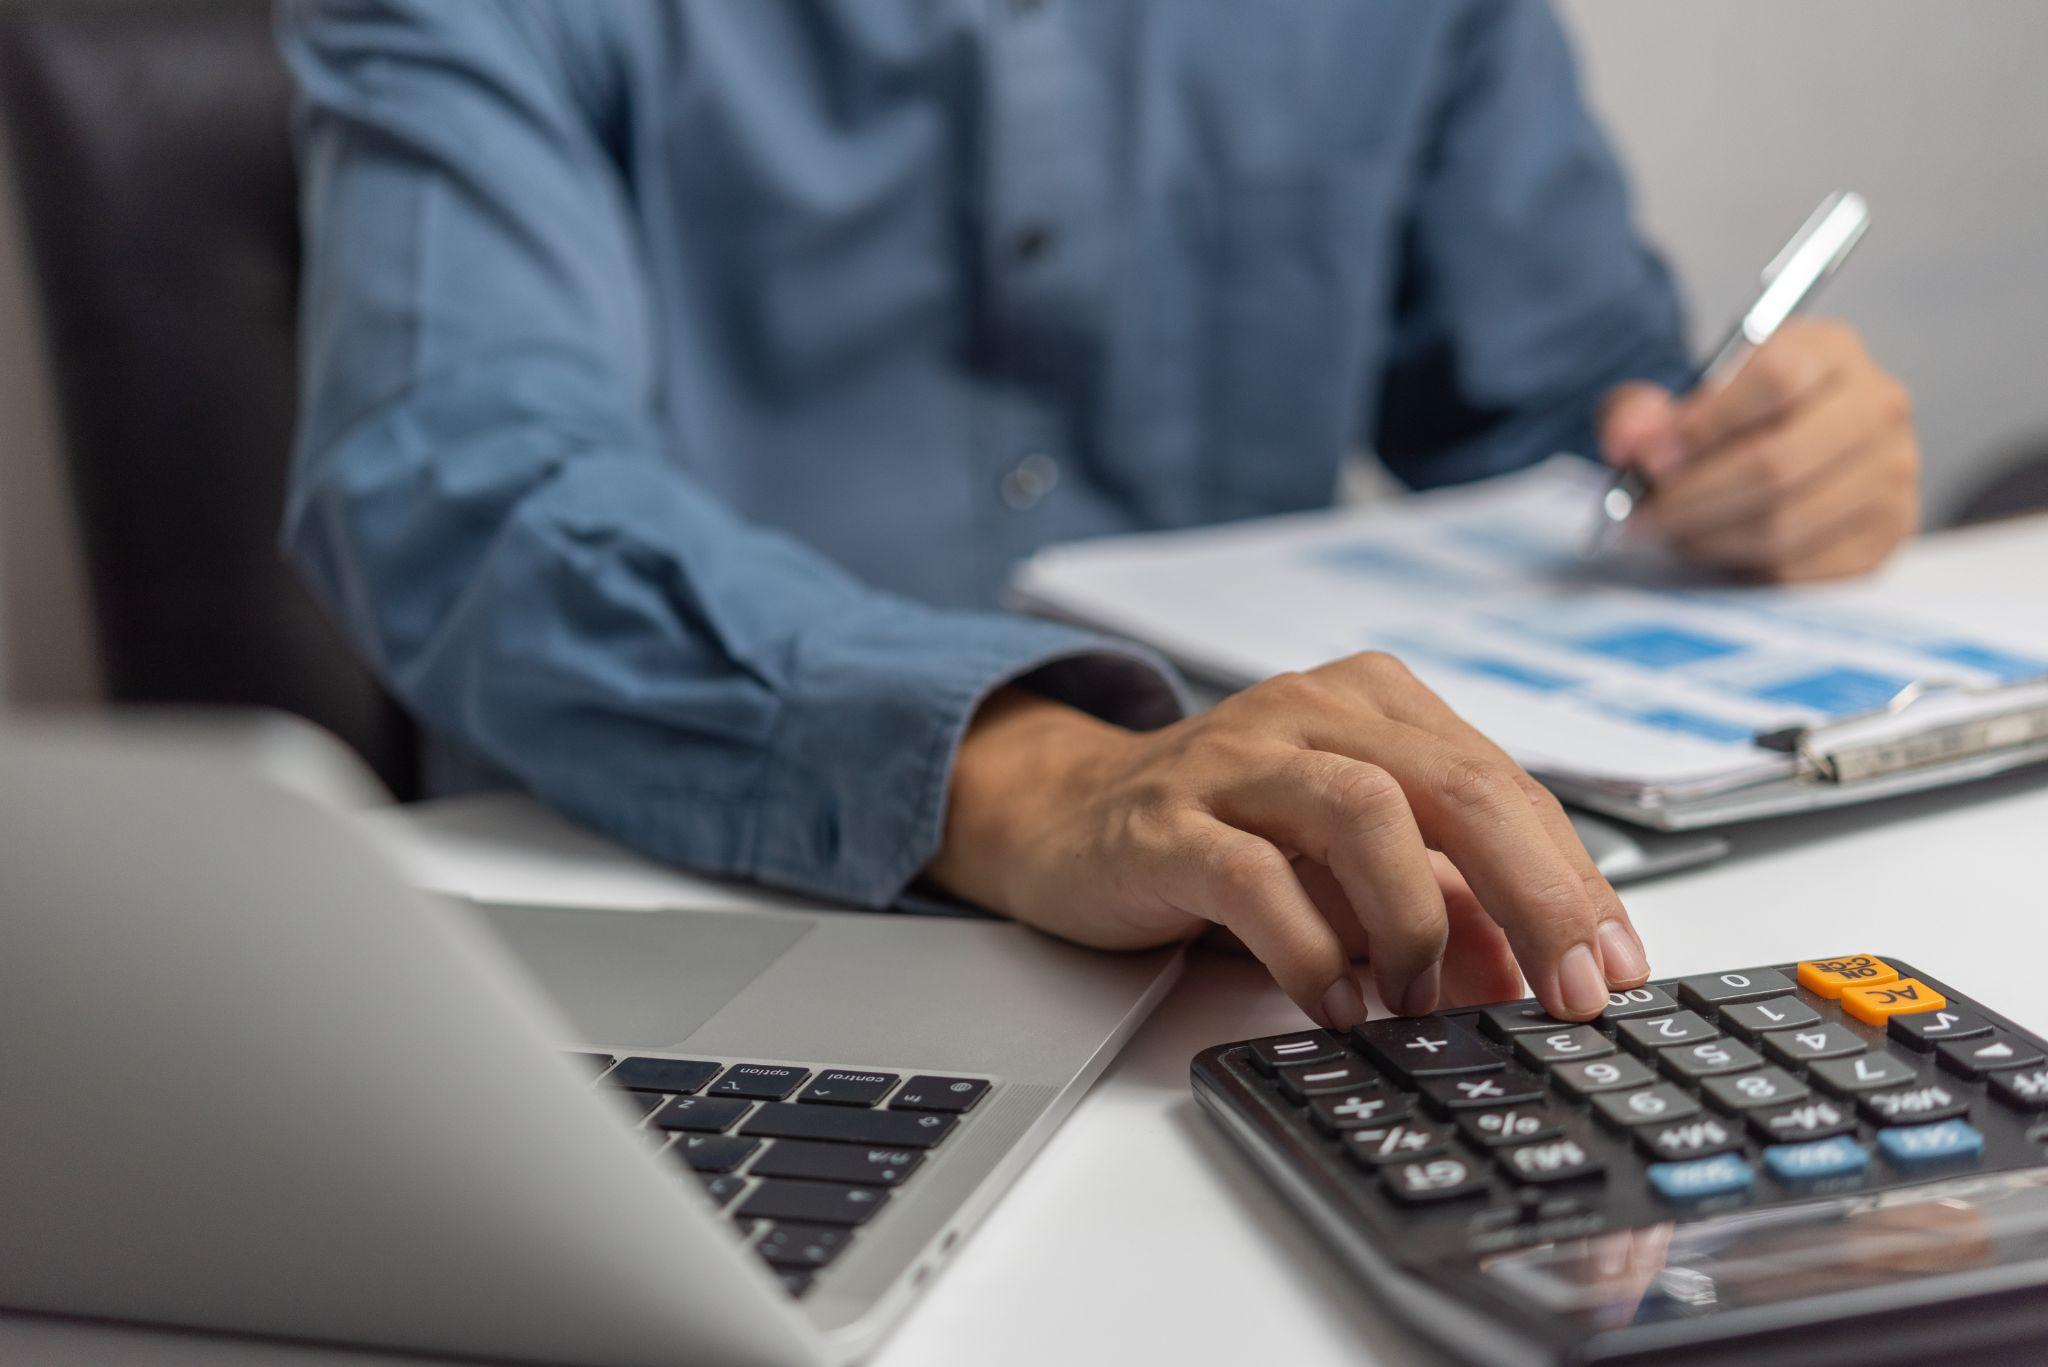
[{"xmin": 7, "ymin": 514, "xmax": 2048, "ymax": 1367}]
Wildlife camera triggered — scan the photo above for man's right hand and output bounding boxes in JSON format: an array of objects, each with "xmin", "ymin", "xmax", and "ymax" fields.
[{"xmin": 926, "ymin": 653, "xmax": 1651, "ymax": 1029}]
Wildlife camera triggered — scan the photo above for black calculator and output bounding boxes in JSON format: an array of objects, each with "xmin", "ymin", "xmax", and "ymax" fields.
[{"xmin": 1192, "ymin": 955, "xmax": 2048, "ymax": 1364}]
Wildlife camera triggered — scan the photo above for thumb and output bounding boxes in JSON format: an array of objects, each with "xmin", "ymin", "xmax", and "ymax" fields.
[{"xmin": 1597, "ymin": 382, "xmax": 1686, "ymax": 480}]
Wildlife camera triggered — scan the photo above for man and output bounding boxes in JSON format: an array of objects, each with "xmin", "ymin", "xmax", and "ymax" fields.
[{"xmin": 281, "ymin": 1, "xmax": 1918, "ymax": 1030}]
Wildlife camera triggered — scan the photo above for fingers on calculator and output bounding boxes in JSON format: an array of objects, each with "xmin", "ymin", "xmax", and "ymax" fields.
[{"xmin": 1214, "ymin": 955, "xmax": 2048, "ymax": 1221}]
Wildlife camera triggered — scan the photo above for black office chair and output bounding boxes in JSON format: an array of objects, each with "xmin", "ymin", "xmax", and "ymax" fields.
[{"xmin": 0, "ymin": 0, "xmax": 417, "ymax": 795}]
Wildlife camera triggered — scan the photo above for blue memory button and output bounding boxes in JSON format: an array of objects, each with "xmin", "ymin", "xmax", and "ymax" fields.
[
  {"xmin": 1764, "ymin": 1136, "xmax": 1868, "ymax": 1182},
  {"xmin": 1647, "ymin": 1153, "xmax": 1754, "ymax": 1202},
  {"xmin": 1878, "ymin": 1119, "xmax": 1985, "ymax": 1165}
]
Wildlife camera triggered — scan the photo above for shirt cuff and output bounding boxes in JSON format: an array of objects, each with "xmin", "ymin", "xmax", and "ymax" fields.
[{"xmin": 753, "ymin": 608, "xmax": 1188, "ymax": 908}]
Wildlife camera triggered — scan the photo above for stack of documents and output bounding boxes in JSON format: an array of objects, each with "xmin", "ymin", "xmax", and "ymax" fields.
[{"xmin": 1011, "ymin": 459, "xmax": 2048, "ymax": 828}]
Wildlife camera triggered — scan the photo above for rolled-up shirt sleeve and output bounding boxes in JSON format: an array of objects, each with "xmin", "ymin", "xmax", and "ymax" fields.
[
  {"xmin": 1373, "ymin": 0, "xmax": 1693, "ymax": 489},
  {"xmin": 279, "ymin": 0, "xmax": 1183, "ymax": 907}
]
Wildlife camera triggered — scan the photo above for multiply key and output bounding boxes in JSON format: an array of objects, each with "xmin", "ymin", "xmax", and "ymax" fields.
[
  {"xmin": 1418, "ymin": 1068, "xmax": 1544, "ymax": 1113},
  {"xmin": 1352, "ymin": 1017, "xmax": 1502, "ymax": 1081}
]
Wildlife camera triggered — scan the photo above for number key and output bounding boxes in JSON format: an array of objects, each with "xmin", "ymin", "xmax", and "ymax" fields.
[
  {"xmin": 1618, "ymin": 1011, "xmax": 1720, "ymax": 1055},
  {"xmin": 1591, "ymin": 1083, "xmax": 1701, "ymax": 1129},
  {"xmin": 1677, "ymin": 968, "xmax": 1796, "ymax": 1012},
  {"xmin": 1810, "ymin": 1052, "xmax": 1918, "ymax": 1095},
  {"xmin": 1722, "ymin": 996, "xmax": 1822, "ymax": 1041},
  {"xmin": 1701, "ymin": 1067, "xmax": 1809, "ymax": 1112},
  {"xmin": 1514, "ymin": 1026, "xmax": 1615, "ymax": 1070},
  {"xmin": 1600, "ymin": 985, "xmax": 1680, "ymax": 1022},
  {"xmin": 1553, "ymin": 1054, "xmax": 1656, "ymax": 1099},
  {"xmin": 1761, "ymin": 1024, "xmax": 1867, "ymax": 1069},
  {"xmin": 1660, "ymin": 1037, "xmax": 1763, "ymax": 1083}
]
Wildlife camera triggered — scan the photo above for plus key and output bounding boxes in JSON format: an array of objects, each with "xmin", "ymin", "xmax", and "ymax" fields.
[{"xmin": 1352, "ymin": 1017, "xmax": 1502, "ymax": 1083}]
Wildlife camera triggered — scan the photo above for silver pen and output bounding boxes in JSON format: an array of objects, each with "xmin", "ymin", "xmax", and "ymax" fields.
[{"xmin": 1585, "ymin": 190, "xmax": 1872, "ymax": 552}]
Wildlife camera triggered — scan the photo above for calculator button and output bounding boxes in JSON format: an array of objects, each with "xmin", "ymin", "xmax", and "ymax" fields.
[
  {"xmin": 1749, "ymin": 1097, "xmax": 1855, "ymax": 1143},
  {"xmin": 1936, "ymin": 1030, "xmax": 2047, "ymax": 1080},
  {"xmin": 1352, "ymin": 1017, "xmax": 1502, "ymax": 1081},
  {"xmin": 1876, "ymin": 1119, "xmax": 1984, "ymax": 1166},
  {"xmin": 1248, "ymin": 1032, "xmax": 1342, "ymax": 1074},
  {"xmin": 1591, "ymin": 1084, "xmax": 1701, "ymax": 1129},
  {"xmin": 1459, "ymin": 1104, "xmax": 1565, "ymax": 1148},
  {"xmin": 1764, "ymin": 1136, "xmax": 1869, "ymax": 1183},
  {"xmin": 1659, "ymin": 1038, "xmax": 1764, "ymax": 1083},
  {"xmin": 1840, "ymin": 978, "xmax": 1947, "ymax": 1027},
  {"xmin": 1617, "ymin": 1011, "xmax": 1720, "ymax": 1055},
  {"xmin": 1676, "ymin": 968, "xmax": 1796, "ymax": 1012},
  {"xmin": 1647, "ymin": 1153, "xmax": 1753, "ymax": 1202},
  {"xmin": 1514, "ymin": 1026, "xmax": 1615, "ymax": 1070},
  {"xmin": 1761, "ymin": 1024, "xmax": 1867, "ymax": 1069},
  {"xmin": 1859, "ymin": 1082, "xmax": 1969, "ymax": 1126},
  {"xmin": 1796, "ymin": 955, "xmax": 1898, "ymax": 999},
  {"xmin": 1345, "ymin": 1121, "xmax": 1449, "ymax": 1167},
  {"xmin": 1382, "ymin": 1155, "xmax": 1489, "ymax": 1203},
  {"xmin": 1888, "ymin": 1008, "xmax": 1993, "ymax": 1052},
  {"xmin": 1810, "ymin": 1053, "xmax": 1919, "ymax": 1095},
  {"xmin": 1599, "ymin": 986, "xmax": 1680, "ymax": 1023},
  {"xmin": 1417, "ymin": 1068, "xmax": 1545, "ymax": 1113},
  {"xmin": 1702, "ymin": 1067, "xmax": 1810, "ymax": 1112},
  {"xmin": 1991, "ymin": 1066, "xmax": 2048, "ymax": 1111},
  {"xmin": 1721, "ymin": 996, "xmax": 1823, "ymax": 1041},
  {"xmin": 1309, "ymin": 1090, "xmax": 1411, "ymax": 1133},
  {"xmin": 1479, "ymin": 1001, "xmax": 1573, "ymax": 1040},
  {"xmin": 1498, "ymin": 1137, "xmax": 1604, "ymax": 1185},
  {"xmin": 1277, "ymin": 1060, "xmax": 1379, "ymax": 1104},
  {"xmin": 1553, "ymin": 1054, "xmax": 1657, "ymax": 1099},
  {"xmin": 1636, "ymin": 1115, "xmax": 1743, "ymax": 1161}
]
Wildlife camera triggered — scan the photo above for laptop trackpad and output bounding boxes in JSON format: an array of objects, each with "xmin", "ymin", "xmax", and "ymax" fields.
[{"xmin": 467, "ymin": 902, "xmax": 812, "ymax": 1049}]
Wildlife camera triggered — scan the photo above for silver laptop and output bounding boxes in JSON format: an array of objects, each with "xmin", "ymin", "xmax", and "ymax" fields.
[{"xmin": 0, "ymin": 716, "xmax": 1182, "ymax": 1365}]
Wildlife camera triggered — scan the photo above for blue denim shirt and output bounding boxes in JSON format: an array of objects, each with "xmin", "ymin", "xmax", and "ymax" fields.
[{"xmin": 279, "ymin": 0, "xmax": 1688, "ymax": 908}]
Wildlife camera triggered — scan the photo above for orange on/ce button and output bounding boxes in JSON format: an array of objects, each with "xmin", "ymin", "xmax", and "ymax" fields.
[
  {"xmin": 1841, "ymin": 978, "xmax": 1947, "ymax": 1027},
  {"xmin": 1797, "ymin": 955, "xmax": 1898, "ymax": 1000}
]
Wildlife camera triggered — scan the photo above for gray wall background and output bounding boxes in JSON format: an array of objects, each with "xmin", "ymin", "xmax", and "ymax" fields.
[{"xmin": 2, "ymin": 3, "xmax": 2044, "ymax": 700}]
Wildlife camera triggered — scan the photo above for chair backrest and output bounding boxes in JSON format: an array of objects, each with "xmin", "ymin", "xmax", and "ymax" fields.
[{"xmin": 0, "ymin": 0, "xmax": 416, "ymax": 795}]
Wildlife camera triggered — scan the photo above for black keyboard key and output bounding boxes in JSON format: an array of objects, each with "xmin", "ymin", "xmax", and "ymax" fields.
[
  {"xmin": 1276, "ymin": 1060, "xmax": 1380, "ymax": 1104},
  {"xmin": 1352, "ymin": 1017, "xmax": 1502, "ymax": 1081},
  {"xmin": 1722, "ymin": 996, "xmax": 1822, "ymax": 1041},
  {"xmin": 610, "ymin": 1089, "xmax": 668, "ymax": 1119},
  {"xmin": 1618, "ymin": 1011, "xmax": 1720, "ymax": 1055},
  {"xmin": 756, "ymin": 1223, "xmax": 852, "ymax": 1270},
  {"xmin": 1600, "ymin": 986, "xmax": 1680, "ymax": 1022},
  {"xmin": 1637, "ymin": 1114, "xmax": 1742, "ymax": 1161},
  {"xmin": 1499, "ymin": 1136, "xmax": 1603, "ymax": 1185},
  {"xmin": 652, "ymin": 1095, "xmax": 754, "ymax": 1133},
  {"xmin": 1345, "ymin": 1121, "xmax": 1449, "ymax": 1167},
  {"xmin": 1889, "ymin": 1007, "xmax": 1993, "ymax": 1052},
  {"xmin": 1459, "ymin": 1104, "xmax": 1564, "ymax": 1148},
  {"xmin": 1703, "ymin": 1067, "xmax": 1809, "ymax": 1111},
  {"xmin": 609, "ymin": 1057, "xmax": 722, "ymax": 1095},
  {"xmin": 1591, "ymin": 1084, "xmax": 1701, "ymax": 1129},
  {"xmin": 891, "ymin": 1076, "xmax": 991, "ymax": 1113},
  {"xmin": 566, "ymin": 1052, "xmax": 617, "ymax": 1078},
  {"xmin": 1478, "ymin": 1001, "xmax": 1573, "ymax": 1040},
  {"xmin": 797, "ymin": 1070, "xmax": 900, "ymax": 1108},
  {"xmin": 1552, "ymin": 1054, "xmax": 1656, "ymax": 1099},
  {"xmin": 1417, "ymin": 1068, "xmax": 1544, "ymax": 1113},
  {"xmin": 743, "ymin": 1102, "xmax": 957, "ymax": 1149},
  {"xmin": 709, "ymin": 1064, "xmax": 810, "ymax": 1100},
  {"xmin": 1677, "ymin": 968, "xmax": 1796, "ymax": 1012},
  {"xmin": 700, "ymin": 1173, "xmax": 748, "ymax": 1209},
  {"xmin": 750, "ymin": 1140, "xmax": 924, "ymax": 1187},
  {"xmin": 1659, "ymin": 1037, "xmax": 1763, "ymax": 1083},
  {"xmin": 672, "ymin": 1134, "xmax": 760, "ymax": 1173},
  {"xmin": 1990, "ymin": 1065, "xmax": 2048, "ymax": 1111},
  {"xmin": 1382, "ymin": 1155, "xmax": 1489, "ymax": 1203},
  {"xmin": 737, "ymin": 1180, "xmax": 890, "ymax": 1227},
  {"xmin": 1762, "ymin": 1024, "xmax": 1867, "ymax": 1068},
  {"xmin": 1937, "ymin": 1030, "xmax": 2047, "ymax": 1080},
  {"xmin": 1247, "ymin": 1032, "xmax": 1343, "ymax": 1073},
  {"xmin": 1860, "ymin": 1081, "xmax": 1969, "ymax": 1126},
  {"xmin": 1309, "ymin": 1090, "xmax": 1411, "ymax": 1132},
  {"xmin": 1514, "ymin": 1026, "xmax": 1615, "ymax": 1070},
  {"xmin": 777, "ymin": 1271, "xmax": 814, "ymax": 1298},
  {"xmin": 1749, "ymin": 1097, "xmax": 1855, "ymax": 1143},
  {"xmin": 1812, "ymin": 1053, "xmax": 1919, "ymax": 1095}
]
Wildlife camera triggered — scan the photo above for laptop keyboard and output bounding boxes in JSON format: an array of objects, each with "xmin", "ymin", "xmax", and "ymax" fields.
[{"xmin": 573, "ymin": 1052, "xmax": 991, "ymax": 1299}]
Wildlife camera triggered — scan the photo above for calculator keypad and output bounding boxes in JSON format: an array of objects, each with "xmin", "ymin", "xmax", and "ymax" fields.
[{"xmin": 1214, "ymin": 955, "xmax": 2048, "ymax": 1248}]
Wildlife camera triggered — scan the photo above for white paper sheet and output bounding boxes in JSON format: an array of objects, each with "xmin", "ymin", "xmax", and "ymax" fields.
[{"xmin": 1011, "ymin": 459, "xmax": 2048, "ymax": 801}]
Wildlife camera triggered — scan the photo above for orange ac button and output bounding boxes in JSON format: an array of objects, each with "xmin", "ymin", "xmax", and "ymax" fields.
[
  {"xmin": 1797, "ymin": 955, "xmax": 1898, "ymax": 1000},
  {"xmin": 1841, "ymin": 978, "xmax": 1947, "ymax": 1027}
]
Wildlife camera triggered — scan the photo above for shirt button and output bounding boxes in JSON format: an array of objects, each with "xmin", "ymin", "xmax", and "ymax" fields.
[
  {"xmin": 1000, "ymin": 453, "xmax": 1060, "ymax": 511},
  {"xmin": 1012, "ymin": 223, "xmax": 1055, "ymax": 265}
]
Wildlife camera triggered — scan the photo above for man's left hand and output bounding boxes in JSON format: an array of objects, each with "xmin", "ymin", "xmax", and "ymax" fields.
[{"xmin": 1598, "ymin": 318, "xmax": 1920, "ymax": 581}]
